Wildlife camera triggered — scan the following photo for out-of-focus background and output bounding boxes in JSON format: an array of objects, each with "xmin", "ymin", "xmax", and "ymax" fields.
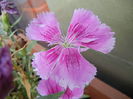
[{"xmin": 10, "ymin": 0, "xmax": 133, "ymax": 98}]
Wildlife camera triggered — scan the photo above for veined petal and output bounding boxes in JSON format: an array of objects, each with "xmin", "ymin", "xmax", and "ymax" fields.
[
  {"xmin": 37, "ymin": 79, "xmax": 63, "ymax": 96},
  {"xmin": 52, "ymin": 48, "xmax": 97, "ymax": 89},
  {"xmin": 67, "ymin": 8, "xmax": 115, "ymax": 53},
  {"xmin": 37, "ymin": 79, "xmax": 83, "ymax": 99},
  {"xmin": 78, "ymin": 24, "xmax": 115, "ymax": 53},
  {"xmin": 67, "ymin": 8, "xmax": 100, "ymax": 43},
  {"xmin": 32, "ymin": 45, "xmax": 63, "ymax": 79},
  {"xmin": 26, "ymin": 12, "xmax": 62, "ymax": 44},
  {"xmin": 60, "ymin": 87, "xmax": 83, "ymax": 99}
]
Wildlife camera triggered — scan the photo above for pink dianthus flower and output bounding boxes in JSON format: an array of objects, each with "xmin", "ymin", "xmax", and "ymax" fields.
[{"xmin": 26, "ymin": 8, "xmax": 115, "ymax": 99}]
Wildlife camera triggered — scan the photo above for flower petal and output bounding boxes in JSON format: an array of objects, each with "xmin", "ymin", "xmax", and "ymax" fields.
[
  {"xmin": 37, "ymin": 79, "xmax": 63, "ymax": 96},
  {"xmin": 52, "ymin": 48, "xmax": 97, "ymax": 89},
  {"xmin": 26, "ymin": 12, "xmax": 62, "ymax": 44},
  {"xmin": 78, "ymin": 24, "xmax": 115, "ymax": 54},
  {"xmin": 37, "ymin": 79, "xmax": 83, "ymax": 99},
  {"xmin": 60, "ymin": 87, "xmax": 83, "ymax": 99},
  {"xmin": 67, "ymin": 8, "xmax": 115, "ymax": 53},
  {"xmin": 32, "ymin": 45, "xmax": 63, "ymax": 79}
]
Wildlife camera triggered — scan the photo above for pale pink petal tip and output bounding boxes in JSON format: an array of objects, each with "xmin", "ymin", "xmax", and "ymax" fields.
[
  {"xmin": 97, "ymin": 37, "xmax": 116, "ymax": 54},
  {"xmin": 26, "ymin": 12, "xmax": 61, "ymax": 44},
  {"xmin": 67, "ymin": 8, "xmax": 115, "ymax": 53},
  {"xmin": 37, "ymin": 79, "xmax": 63, "ymax": 96}
]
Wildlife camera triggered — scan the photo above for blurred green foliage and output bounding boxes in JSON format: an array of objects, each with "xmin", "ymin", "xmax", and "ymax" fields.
[{"xmin": 0, "ymin": 11, "xmax": 64, "ymax": 99}]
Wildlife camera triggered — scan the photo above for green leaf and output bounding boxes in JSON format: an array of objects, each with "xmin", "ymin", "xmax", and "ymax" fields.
[
  {"xmin": 1, "ymin": 12, "xmax": 10, "ymax": 32},
  {"xmin": 81, "ymin": 94, "xmax": 90, "ymax": 99},
  {"xmin": 37, "ymin": 92, "xmax": 63, "ymax": 99},
  {"xmin": 11, "ymin": 15, "xmax": 23, "ymax": 28},
  {"xmin": 9, "ymin": 29, "xmax": 18, "ymax": 38},
  {"xmin": 14, "ymin": 66, "xmax": 31, "ymax": 99},
  {"xmin": 0, "ymin": 21, "xmax": 7, "ymax": 35}
]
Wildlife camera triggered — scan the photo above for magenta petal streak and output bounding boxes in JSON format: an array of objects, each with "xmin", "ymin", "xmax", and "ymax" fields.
[{"xmin": 37, "ymin": 79, "xmax": 64, "ymax": 96}]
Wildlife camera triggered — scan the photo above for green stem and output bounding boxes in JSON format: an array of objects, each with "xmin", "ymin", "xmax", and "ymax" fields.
[{"xmin": 1, "ymin": 12, "xmax": 11, "ymax": 35}]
